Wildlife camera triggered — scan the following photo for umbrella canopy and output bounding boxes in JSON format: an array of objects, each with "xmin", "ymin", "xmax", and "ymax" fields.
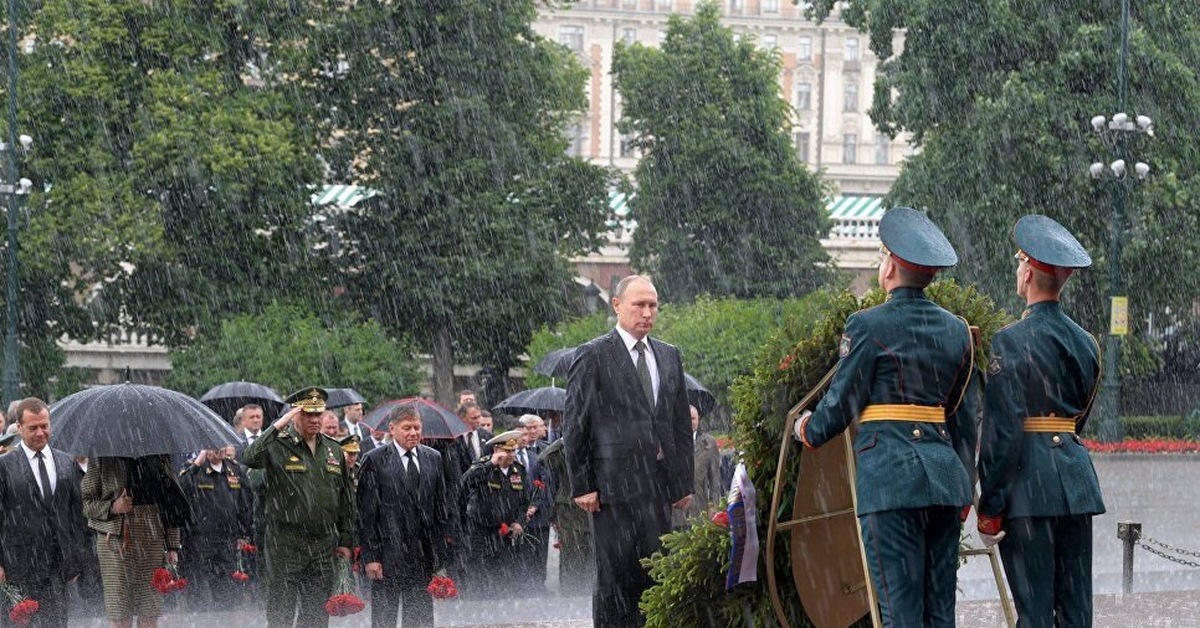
[
  {"xmin": 325, "ymin": 388, "xmax": 367, "ymax": 410},
  {"xmin": 532, "ymin": 347, "xmax": 577, "ymax": 379},
  {"xmin": 51, "ymin": 383, "xmax": 242, "ymax": 457},
  {"xmin": 492, "ymin": 387, "xmax": 565, "ymax": 416},
  {"xmin": 364, "ymin": 397, "xmax": 470, "ymax": 440},
  {"xmin": 199, "ymin": 381, "xmax": 285, "ymax": 423},
  {"xmin": 684, "ymin": 373, "xmax": 716, "ymax": 416}
]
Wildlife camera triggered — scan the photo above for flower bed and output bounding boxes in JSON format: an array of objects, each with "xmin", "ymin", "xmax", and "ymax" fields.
[{"xmin": 1083, "ymin": 438, "xmax": 1200, "ymax": 454}]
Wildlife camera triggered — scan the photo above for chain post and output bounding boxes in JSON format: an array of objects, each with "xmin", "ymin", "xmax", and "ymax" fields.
[{"xmin": 1117, "ymin": 521, "xmax": 1142, "ymax": 595}]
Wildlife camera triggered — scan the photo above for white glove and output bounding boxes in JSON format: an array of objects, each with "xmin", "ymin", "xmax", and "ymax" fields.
[
  {"xmin": 979, "ymin": 530, "xmax": 1006, "ymax": 547},
  {"xmin": 792, "ymin": 410, "xmax": 812, "ymax": 442}
]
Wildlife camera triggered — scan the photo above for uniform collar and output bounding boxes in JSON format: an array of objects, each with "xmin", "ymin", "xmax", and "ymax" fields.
[
  {"xmin": 886, "ymin": 286, "xmax": 926, "ymax": 301},
  {"xmin": 1021, "ymin": 300, "xmax": 1062, "ymax": 319}
]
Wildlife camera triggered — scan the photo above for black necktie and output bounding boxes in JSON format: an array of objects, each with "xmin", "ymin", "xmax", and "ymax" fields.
[
  {"xmin": 35, "ymin": 451, "xmax": 51, "ymax": 502},
  {"xmin": 635, "ymin": 340, "xmax": 654, "ymax": 407},
  {"xmin": 405, "ymin": 450, "xmax": 420, "ymax": 491}
]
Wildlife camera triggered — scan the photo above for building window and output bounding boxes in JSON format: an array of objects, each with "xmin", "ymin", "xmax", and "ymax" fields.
[
  {"xmin": 845, "ymin": 37, "xmax": 860, "ymax": 61},
  {"xmin": 559, "ymin": 26, "xmax": 585, "ymax": 53},
  {"xmin": 566, "ymin": 122, "xmax": 587, "ymax": 157},
  {"xmin": 761, "ymin": 0, "xmax": 780, "ymax": 12},
  {"xmin": 842, "ymin": 133, "xmax": 857, "ymax": 164},
  {"xmin": 875, "ymin": 135, "xmax": 891, "ymax": 165},
  {"xmin": 762, "ymin": 34, "xmax": 778, "ymax": 49},
  {"xmin": 622, "ymin": 28, "xmax": 638, "ymax": 44},
  {"xmin": 844, "ymin": 82, "xmax": 858, "ymax": 112},
  {"xmin": 619, "ymin": 132, "xmax": 636, "ymax": 158},
  {"xmin": 729, "ymin": 0, "xmax": 743, "ymax": 15},
  {"xmin": 796, "ymin": 82, "xmax": 812, "ymax": 111},
  {"xmin": 657, "ymin": 0, "xmax": 672, "ymax": 9},
  {"xmin": 798, "ymin": 36, "xmax": 813, "ymax": 61},
  {"xmin": 795, "ymin": 132, "xmax": 810, "ymax": 163}
]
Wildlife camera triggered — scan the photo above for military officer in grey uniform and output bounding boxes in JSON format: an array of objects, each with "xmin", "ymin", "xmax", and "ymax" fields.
[
  {"xmin": 243, "ymin": 387, "xmax": 356, "ymax": 628},
  {"xmin": 796, "ymin": 207, "xmax": 977, "ymax": 627},
  {"xmin": 977, "ymin": 215, "xmax": 1105, "ymax": 628}
]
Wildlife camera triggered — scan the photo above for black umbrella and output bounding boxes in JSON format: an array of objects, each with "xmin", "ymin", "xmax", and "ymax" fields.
[
  {"xmin": 199, "ymin": 381, "xmax": 285, "ymax": 423},
  {"xmin": 325, "ymin": 388, "xmax": 367, "ymax": 410},
  {"xmin": 493, "ymin": 387, "xmax": 565, "ymax": 415},
  {"xmin": 51, "ymin": 383, "xmax": 242, "ymax": 457},
  {"xmin": 532, "ymin": 347, "xmax": 577, "ymax": 379},
  {"xmin": 364, "ymin": 397, "xmax": 470, "ymax": 440},
  {"xmin": 685, "ymin": 373, "xmax": 716, "ymax": 416}
]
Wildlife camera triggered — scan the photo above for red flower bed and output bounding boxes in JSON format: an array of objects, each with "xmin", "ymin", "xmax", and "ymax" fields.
[{"xmin": 1083, "ymin": 438, "xmax": 1200, "ymax": 454}]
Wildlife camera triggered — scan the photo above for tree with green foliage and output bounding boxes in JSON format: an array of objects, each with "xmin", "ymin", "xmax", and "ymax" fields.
[
  {"xmin": 288, "ymin": 0, "xmax": 613, "ymax": 406},
  {"xmin": 15, "ymin": 0, "xmax": 322, "ymax": 352},
  {"xmin": 167, "ymin": 303, "xmax": 422, "ymax": 404},
  {"xmin": 613, "ymin": 1, "xmax": 831, "ymax": 303},
  {"xmin": 810, "ymin": 0, "xmax": 1200, "ymax": 383}
]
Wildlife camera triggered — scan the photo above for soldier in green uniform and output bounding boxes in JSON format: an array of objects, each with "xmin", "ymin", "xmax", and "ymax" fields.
[
  {"xmin": 460, "ymin": 429, "xmax": 531, "ymax": 598},
  {"xmin": 243, "ymin": 387, "xmax": 356, "ymax": 628},
  {"xmin": 796, "ymin": 207, "xmax": 976, "ymax": 627},
  {"xmin": 538, "ymin": 438, "xmax": 594, "ymax": 591},
  {"xmin": 977, "ymin": 215, "xmax": 1105, "ymax": 628}
]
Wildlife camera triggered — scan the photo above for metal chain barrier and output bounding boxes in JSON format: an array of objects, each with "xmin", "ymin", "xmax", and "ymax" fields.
[{"xmin": 1139, "ymin": 536, "xmax": 1200, "ymax": 569}]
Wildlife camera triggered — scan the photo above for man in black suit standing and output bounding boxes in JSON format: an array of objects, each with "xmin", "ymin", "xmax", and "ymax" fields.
[
  {"xmin": 357, "ymin": 404, "xmax": 449, "ymax": 628},
  {"xmin": 0, "ymin": 397, "xmax": 84, "ymax": 628},
  {"xmin": 565, "ymin": 275, "xmax": 694, "ymax": 628},
  {"xmin": 339, "ymin": 403, "xmax": 376, "ymax": 456},
  {"xmin": 455, "ymin": 402, "xmax": 493, "ymax": 474}
]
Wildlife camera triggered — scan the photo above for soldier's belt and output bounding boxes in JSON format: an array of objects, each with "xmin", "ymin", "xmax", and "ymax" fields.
[
  {"xmin": 859, "ymin": 404, "xmax": 945, "ymax": 423},
  {"xmin": 1023, "ymin": 417, "xmax": 1076, "ymax": 432}
]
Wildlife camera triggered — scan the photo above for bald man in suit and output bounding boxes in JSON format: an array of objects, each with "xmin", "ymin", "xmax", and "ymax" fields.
[{"xmin": 565, "ymin": 275, "xmax": 693, "ymax": 628}]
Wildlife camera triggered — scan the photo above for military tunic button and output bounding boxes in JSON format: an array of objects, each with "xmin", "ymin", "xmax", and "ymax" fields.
[
  {"xmin": 1052, "ymin": 435, "xmax": 1062, "ymax": 445},
  {"xmin": 912, "ymin": 428, "xmax": 922, "ymax": 438}
]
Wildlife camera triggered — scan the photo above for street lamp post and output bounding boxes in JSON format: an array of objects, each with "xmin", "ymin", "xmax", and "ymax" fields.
[{"xmin": 1, "ymin": 0, "xmax": 24, "ymax": 406}]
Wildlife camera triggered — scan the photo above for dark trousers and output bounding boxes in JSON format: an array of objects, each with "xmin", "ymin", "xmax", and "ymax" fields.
[
  {"xmin": 859, "ymin": 506, "xmax": 959, "ymax": 628},
  {"xmin": 265, "ymin": 529, "xmax": 337, "ymax": 628},
  {"xmin": 4, "ymin": 572, "xmax": 68, "ymax": 628},
  {"xmin": 519, "ymin": 525, "xmax": 550, "ymax": 593},
  {"xmin": 369, "ymin": 571, "xmax": 433, "ymax": 628},
  {"xmin": 999, "ymin": 515, "xmax": 1093, "ymax": 628},
  {"xmin": 589, "ymin": 487, "xmax": 669, "ymax": 628},
  {"xmin": 558, "ymin": 526, "xmax": 595, "ymax": 593}
]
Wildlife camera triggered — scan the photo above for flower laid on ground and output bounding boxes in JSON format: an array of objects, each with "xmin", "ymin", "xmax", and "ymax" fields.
[
  {"xmin": 711, "ymin": 510, "xmax": 730, "ymax": 528},
  {"xmin": 324, "ymin": 558, "xmax": 365, "ymax": 617},
  {"xmin": 151, "ymin": 564, "xmax": 187, "ymax": 594},
  {"xmin": 1083, "ymin": 438, "xmax": 1200, "ymax": 454},
  {"xmin": 426, "ymin": 574, "xmax": 458, "ymax": 600},
  {"xmin": 2, "ymin": 583, "xmax": 39, "ymax": 626}
]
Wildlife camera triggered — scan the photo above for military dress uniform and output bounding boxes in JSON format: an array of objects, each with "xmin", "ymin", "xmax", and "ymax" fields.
[
  {"xmin": 978, "ymin": 215, "xmax": 1105, "ymax": 628},
  {"xmin": 460, "ymin": 430, "xmax": 531, "ymax": 598},
  {"xmin": 179, "ymin": 457, "xmax": 254, "ymax": 606},
  {"xmin": 243, "ymin": 388, "xmax": 356, "ymax": 628},
  {"xmin": 798, "ymin": 207, "xmax": 977, "ymax": 628}
]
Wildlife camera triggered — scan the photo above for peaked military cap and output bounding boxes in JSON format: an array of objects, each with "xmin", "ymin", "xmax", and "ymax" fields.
[
  {"xmin": 338, "ymin": 434, "xmax": 361, "ymax": 454},
  {"xmin": 486, "ymin": 429, "xmax": 524, "ymax": 452},
  {"xmin": 285, "ymin": 387, "xmax": 328, "ymax": 414},
  {"xmin": 1015, "ymin": 214, "xmax": 1092, "ymax": 273},
  {"xmin": 879, "ymin": 207, "xmax": 958, "ymax": 273}
]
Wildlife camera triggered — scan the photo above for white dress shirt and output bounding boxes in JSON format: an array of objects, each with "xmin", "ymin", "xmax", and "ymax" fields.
[
  {"xmin": 616, "ymin": 325, "xmax": 660, "ymax": 402},
  {"xmin": 395, "ymin": 443, "xmax": 420, "ymax": 473},
  {"xmin": 21, "ymin": 441, "xmax": 56, "ymax": 496}
]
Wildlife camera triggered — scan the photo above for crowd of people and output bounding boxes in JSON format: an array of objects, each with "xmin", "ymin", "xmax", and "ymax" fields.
[{"xmin": 0, "ymin": 374, "xmax": 729, "ymax": 628}]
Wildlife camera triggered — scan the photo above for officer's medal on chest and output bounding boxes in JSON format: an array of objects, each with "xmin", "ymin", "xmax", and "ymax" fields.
[
  {"xmin": 324, "ymin": 447, "xmax": 342, "ymax": 475},
  {"xmin": 227, "ymin": 469, "xmax": 242, "ymax": 489},
  {"xmin": 508, "ymin": 468, "xmax": 523, "ymax": 491}
]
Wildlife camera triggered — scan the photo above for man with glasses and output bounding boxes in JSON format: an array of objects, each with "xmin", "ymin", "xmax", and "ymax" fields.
[{"xmin": 977, "ymin": 215, "xmax": 1105, "ymax": 628}]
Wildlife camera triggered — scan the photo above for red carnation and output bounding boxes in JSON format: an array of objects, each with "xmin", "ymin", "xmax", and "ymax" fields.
[
  {"xmin": 7, "ymin": 599, "xmax": 39, "ymax": 626},
  {"xmin": 231, "ymin": 571, "xmax": 250, "ymax": 583},
  {"xmin": 426, "ymin": 575, "xmax": 459, "ymax": 600},
  {"xmin": 499, "ymin": 523, "xmax": 510, "ymax": 537},
  {"xmin": 533, "ymin": 479, "xmax": 546, "ymax": 490},
  {"xmin": 237, "ymin": 541, "xmax": 258, "ymax": 554},
  {"xmin": 151, "ymin": 566, "xmax": 186, "ymax": 594},
  {"xmin": 324, "ymin": 592, "xmax": 366, "ymax": 617},
  {"xmin": 711, "ymin": 510, "xmax": 730, "ymax": 528}
]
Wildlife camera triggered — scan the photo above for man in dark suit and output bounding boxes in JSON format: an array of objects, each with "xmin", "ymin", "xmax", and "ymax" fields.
[
  {"xmin": 454, "ymin": 402, "xmax": 493, "ymax": 474},
  {"xmin": 0, "ymin": 397, "xmax": 85, "ymax": 628},
  {"xmin": 515, "ymin": 415, "xmax": 550, "ymax": 592},
  {"xmin": 565, "ymin": 275, "xmax": 694, "ymax": 628},
  {"xmin": 977, "ymin": 215, "xmax": 1105, "ymax": 627},
  {"xmin": 339, "ymin": 403, "xmax": 376, "ymax": 456},
  {"xmin": 357, "ymin": 404, "xmax": 449, "ymax": 628}
]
